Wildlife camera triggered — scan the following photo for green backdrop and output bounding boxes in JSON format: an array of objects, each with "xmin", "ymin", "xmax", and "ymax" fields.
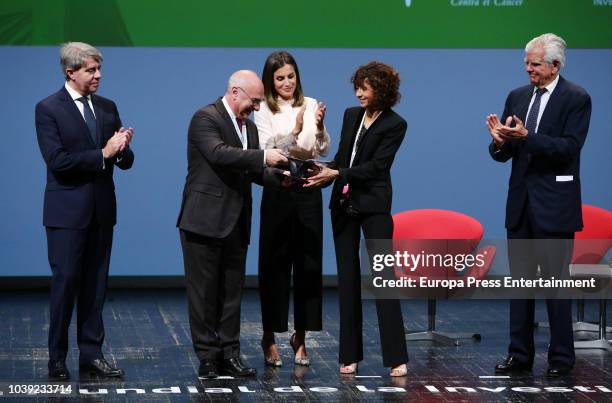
[{"xmin": 1, "ymin": 0, "xmax": 611, "ymax": 48}]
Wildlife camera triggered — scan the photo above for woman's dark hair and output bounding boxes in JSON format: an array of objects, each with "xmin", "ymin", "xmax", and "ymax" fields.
[
  {"xmin": 351, "ymin": 61, "xmax": 401, "ymax": 111},
  {"xmin": 262, "ymin": 51, "xmax": 304, "ymax": 114}
]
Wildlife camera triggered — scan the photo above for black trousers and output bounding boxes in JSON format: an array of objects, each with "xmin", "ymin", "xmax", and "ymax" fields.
[
  {"xmin": 46, "ymin": 221, "xmax": 113, "ymax": 363},
  {"xmin": 258, "ymin": 187, "xmax": 323, "ymax": 332},
  {"xmin": 180, "ymin": 213, "xmax": 248, "ymax": 361},
  {"xmin": 331, "ymin": 209, "xmax": 408, "ymax": 367},
  {"xmin": 507, "ymin": 200, "xmax": 575, "ymax": 367}
]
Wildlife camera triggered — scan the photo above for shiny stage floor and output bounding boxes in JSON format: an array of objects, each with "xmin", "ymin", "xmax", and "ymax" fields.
[{"xmin": 0, "ymin": 289, "xmax": 611, "ymax": 402}]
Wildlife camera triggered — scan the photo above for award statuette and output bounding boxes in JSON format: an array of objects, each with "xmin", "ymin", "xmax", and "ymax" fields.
[{"xmin": 285, "ymin": 157, "xmax": 335, "ymax": 184}]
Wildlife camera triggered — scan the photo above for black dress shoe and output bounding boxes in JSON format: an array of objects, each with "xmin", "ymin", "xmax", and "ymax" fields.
[
  {"xmin": 547, "ymin": 364, "xmax": 573, "ymax": 377},
  {"xmin": 48, "ymin": 360, "xmax": 70, "ymax": 380},
  {"xmin": 79, "ymin": 358, "xmax": 124, "ymax": 378},
  {"xmin": 220, "ymin": 357, "xmax": 257, "ymax": 377},
  {"xmin": 198, "ymin": 359, "xmax": 218, "ymax": 379},
  {"xmin": 495, "ymin": 356, "xmax": 532, "ymax": 374}
]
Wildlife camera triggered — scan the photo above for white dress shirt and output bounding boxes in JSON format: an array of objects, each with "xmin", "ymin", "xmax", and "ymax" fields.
[
  {"xmin": 221, "ymin": 96, "xmax": 266, "ymax": 164},
  {"xmin": 64, "ymin": 82, "xmax": 105, "ymax": 168},
  {"xmin": 221, "ymin": 96, "xmax": 248, "ymax": 150},
  {"xmin": 65, "ymin": 82, "xmax": 96, "ymax": 119},
  {"xmin": 254, "ymin": 96, "xmax": 330, "ymax": 159},
  {"xmin": 526, "ymin": 74, "xmax": 559, "ymax": 133}
]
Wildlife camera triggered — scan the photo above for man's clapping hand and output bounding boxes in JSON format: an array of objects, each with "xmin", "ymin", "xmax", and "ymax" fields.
[
  {"xmin": 103, "ymin": 127, "xmax": 134, "ymax": 158},
  {"xmin": 498, "ymin": 115, "xmax": 528, "ymax": 139},
  {"xmin": 486, "ymin": 114, "xmax": 509, "ymax": 146}
]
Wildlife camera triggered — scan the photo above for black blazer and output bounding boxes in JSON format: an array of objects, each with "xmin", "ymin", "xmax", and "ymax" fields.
[
  {"xmin": 489, "ymin": 75, "xmax": 591, "ymax": 233},
  {"xmin": 35, "ymin": 87, "xmax": 134, "ymax": 229},
  {"xmin": 177, "ymin": 98, "xmax": 265, "ymax": 241},
  {"xmin": 330, "ymin": 107, "xmax": 407, "ymax": 214}
]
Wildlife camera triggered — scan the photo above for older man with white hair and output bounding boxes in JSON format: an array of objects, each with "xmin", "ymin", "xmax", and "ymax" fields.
[
  {"xmin": 177, "ymin": 70, "xmax": 287, "ymax": 379},
  {"xmin": 486, "ymin": 33, "xmax": 591, "ymax": 377}
]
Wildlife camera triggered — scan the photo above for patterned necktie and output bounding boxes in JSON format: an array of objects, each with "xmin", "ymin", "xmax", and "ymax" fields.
[
  {"xmin": 235, "ymin": 117, "xmax": 246, "ymax": 148},
  {"xmin": 77, "ymin": 96, "xmax": 97, "ymax": 144},
  {"xmin": 525, "ymin": 88, "xmax": 547, "ymax": 135}
]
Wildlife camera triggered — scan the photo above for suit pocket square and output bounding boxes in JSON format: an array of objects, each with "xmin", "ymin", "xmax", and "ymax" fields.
[{"xmin": 556, "ymin": 175, "xmax": 574, "ymax": 182}]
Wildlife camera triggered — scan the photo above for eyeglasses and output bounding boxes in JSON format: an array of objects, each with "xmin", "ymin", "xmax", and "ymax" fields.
[
  {"xmin": 524, "ymin": 60, "xmax": 545, "ymax": 68},
  {"xmin": 236, "ymin": 87, "xmax": 263, "ymax": 106},
  {"xmin": 524, "ymin": 59, "xmax": 557, "ymax": 68}
]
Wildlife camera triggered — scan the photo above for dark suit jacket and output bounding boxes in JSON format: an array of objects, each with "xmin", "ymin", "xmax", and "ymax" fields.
[
  {"xmin": 489, "ymin": 75, "xmax": 591, "ymax": 233},
  {"xmin": 329, "ymin": 107, "xmax": 407, "ymax": 214},
  {"xmin": 35, "ymin": 87, "xmax": 134, "ymax": 229},
  {"xmin": 177, "ymin": 98, "xmax": 266, "ymax": 241}
]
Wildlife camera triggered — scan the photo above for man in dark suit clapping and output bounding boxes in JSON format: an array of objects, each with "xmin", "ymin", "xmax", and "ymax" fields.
[
  {"xmin": 487, "ymin": 33, "xmax": 591, "ymax": 377},
  {"xmin": 177, "ymin": 70, "xmax": 287, "ymax": 379},
  {"xmin": 35, "ymin": 42, "xmax": 134, "ymax": 380}
]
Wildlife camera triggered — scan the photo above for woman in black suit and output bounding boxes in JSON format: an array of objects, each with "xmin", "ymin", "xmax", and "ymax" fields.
[{"xmin": 305, "ymin": 61, "xmax": 408, "ymax": 376}]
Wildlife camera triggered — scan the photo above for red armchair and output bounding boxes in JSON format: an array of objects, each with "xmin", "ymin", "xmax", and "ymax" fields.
[
  {"xmin": 535, "ymin": 204, "xmax": 612, "ymax": 350},
  {"xmin": 572, "ymin": 205, "xmax": 612, "ymax": 351},
  {"xmin": 392, "ymin": 209, "xmax": 496, "ymax": 345}
]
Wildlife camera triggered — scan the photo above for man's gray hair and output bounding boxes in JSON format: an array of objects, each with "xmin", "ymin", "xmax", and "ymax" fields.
[
  {"xmin": 60, "ymin": 42, "xmax": 103, "ymax": 80},
  {"xmin": 525, "ymin": 33, "xmax": 566, "ymax": 67}
]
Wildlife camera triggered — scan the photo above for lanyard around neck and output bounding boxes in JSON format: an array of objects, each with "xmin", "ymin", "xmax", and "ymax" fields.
[{"xmin": 350, "ymin": 110, "xmax": 381, "ymax": 167}]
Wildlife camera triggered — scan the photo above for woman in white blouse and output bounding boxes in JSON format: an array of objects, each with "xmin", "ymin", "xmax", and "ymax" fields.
[{"xmin": 254, "ymin": 51, "xmax": 330, "ymax": 367}]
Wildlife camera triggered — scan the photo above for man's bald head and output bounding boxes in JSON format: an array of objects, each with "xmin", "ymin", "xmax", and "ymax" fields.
[
  {"xmin": 226, "ymin": 70, "xmax": 261, "ymax": 92},
  {"xmin": 225, "ymin": 70, "xmax": 264, "ymax": 119}
]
